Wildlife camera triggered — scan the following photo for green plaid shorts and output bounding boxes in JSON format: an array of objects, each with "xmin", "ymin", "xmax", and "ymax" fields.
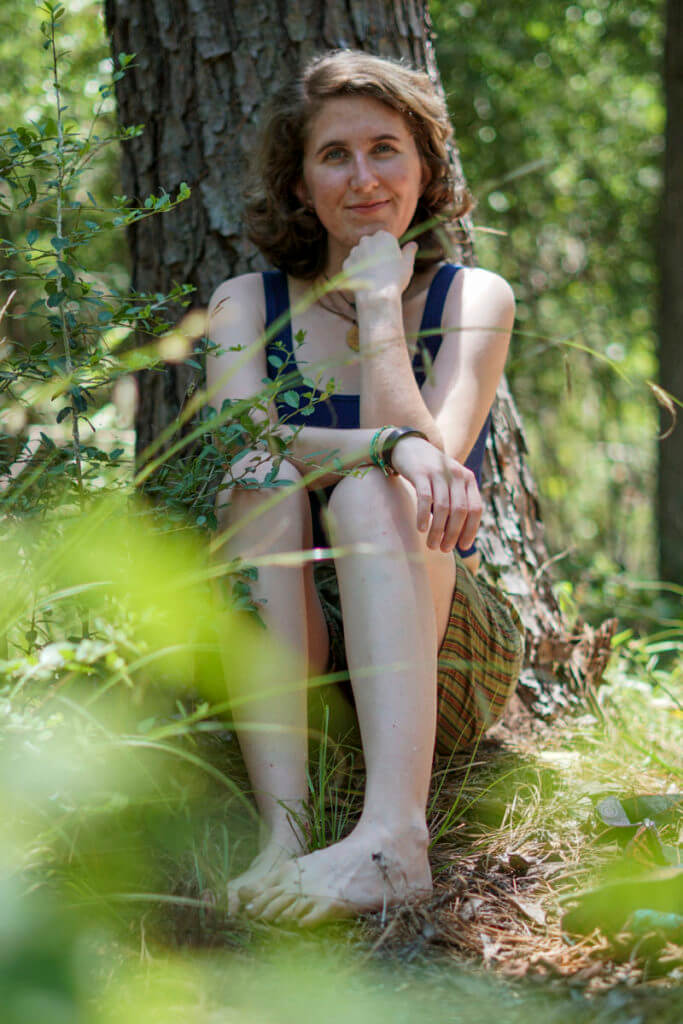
[{"xmin": 313, "ymin": 554, "xmax": 524, "ymax": 756}]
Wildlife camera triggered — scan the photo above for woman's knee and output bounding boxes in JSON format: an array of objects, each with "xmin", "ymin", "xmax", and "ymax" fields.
[
  {"xmin": 217, "ymin": 456, "xmax": 310, "ymax": 536},
  {"xmin": 326, "ymin": 469, "xmax": 406, "ymax": 543}
]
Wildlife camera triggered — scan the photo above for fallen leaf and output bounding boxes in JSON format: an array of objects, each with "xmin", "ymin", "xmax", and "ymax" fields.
[
  {"xmin": 508, "ymin": 894, "xmax": 546, "ymax": 926},
  {"xmin": 481, "ymin": 935, "xmax": 501, "ymax": 963},
  {"xmin": 502, "ymin": 852, "xmax": 533, "ymax": 875},
  {"xmin": 459, "ymin": 897, "xmax": 485, "ymax": 921}
]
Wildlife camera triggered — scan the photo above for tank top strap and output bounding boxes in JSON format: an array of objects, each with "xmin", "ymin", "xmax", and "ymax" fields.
[
  {"xmin": 262, "ymin": 270, "xmax": 294, "ymax": 376},
  {"xmin": 413, "ymin": 263, "xmax": 461, "ymax": 387}
]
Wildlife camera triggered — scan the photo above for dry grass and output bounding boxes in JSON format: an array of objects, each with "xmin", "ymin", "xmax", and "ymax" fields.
[
  {"xmin": 165, "ymin": 672, "xmax": 681, "ymax": 1016},
  {"xmin": 357, "ymin": 690, "xmax": 682, "ymax": 1000}
]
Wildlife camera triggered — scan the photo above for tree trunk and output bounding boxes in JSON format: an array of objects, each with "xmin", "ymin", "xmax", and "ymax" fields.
[
  {"xmin": 659, "ymin": 0, "xmax": 683, "ymax": 586},
  {"xmin": 104, "ymin": 0, "xmax": 616, "ymax": 714}
]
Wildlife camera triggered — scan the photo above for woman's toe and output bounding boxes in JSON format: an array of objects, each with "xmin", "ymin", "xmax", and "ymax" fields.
[
  {"xmin": 236, "ymin": 882, "xmax": 257, "ymax": 903},
  {"xmin": 226, "ymin": 886, "xmax": 241, "ymax": 916},
  {"xmin": 245, "ymin": 884, "xmax": 286, "ymax": 917},
  {"xmin": 297, "ymin": 900, "xmax": 335, "ymax": 927},
  {"xmin": 258, "ymin": 891, "xmax": 299, "ymax": 921},
  {"xmin": 278, "ymin": 897, "xmax": 316, "ymax": 922}
]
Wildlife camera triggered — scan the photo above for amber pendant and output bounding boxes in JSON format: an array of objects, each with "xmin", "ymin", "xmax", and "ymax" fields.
[{"xmin": 346, "ymin": 324, "xmax": 360, "ymax": 351}]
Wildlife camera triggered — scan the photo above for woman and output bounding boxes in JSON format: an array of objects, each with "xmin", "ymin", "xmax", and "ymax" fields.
[{"xmin": 207, "ymin": 50, "xmax": 523, "ymax": 925}]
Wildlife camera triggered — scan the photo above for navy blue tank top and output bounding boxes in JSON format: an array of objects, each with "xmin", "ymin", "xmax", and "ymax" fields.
[{"xmin": 263, "ymin": 264, "xmax": 490, "ymax": 558}]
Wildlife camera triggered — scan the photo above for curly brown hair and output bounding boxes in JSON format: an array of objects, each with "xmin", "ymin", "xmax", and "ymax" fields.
[{"xmin": 244, "ymin": 50, "xmax": 472, "ymax": 279}]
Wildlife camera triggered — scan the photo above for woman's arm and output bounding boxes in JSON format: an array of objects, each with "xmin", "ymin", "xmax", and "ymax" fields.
[
  {"xmin": 421, "ymin": 266, "xmax": 515, "ymax": 462},
  {"xmin": 343, "ymin": 234, "xmax": 514, "ymax": 554},
  {"xmin": 388, "ymin": 267, "xmax": 514, "ymax": 554},
  {"xmin": 345, "ymin": 233, "xmax": 514, "ymax": 466},
  {"xmin": 207, "ymin": 274, "xmax": 386, "ymax": 488},
  {"xmin": 347, "ymin": 232, "xmax": 444, "ymax": 445}
]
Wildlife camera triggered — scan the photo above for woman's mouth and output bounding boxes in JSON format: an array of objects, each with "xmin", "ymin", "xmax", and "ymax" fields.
[{"xmin": 348, "ymin": 200, "xmax": 390, "ymax": 212}]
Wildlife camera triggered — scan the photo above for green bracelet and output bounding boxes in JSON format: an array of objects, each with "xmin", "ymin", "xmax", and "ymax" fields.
[{"xmin": 369, "ymin": 426, "xmax": 396, "ymax": 476}]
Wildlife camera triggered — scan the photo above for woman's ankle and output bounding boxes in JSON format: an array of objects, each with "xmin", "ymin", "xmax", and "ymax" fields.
[
  {"xmin": 355, "ymin": 811, "xmax": 430, "ymax": 850},
  {"xmin": 260, "ymin": 812, "xmax": 308, "ymax": 853}
]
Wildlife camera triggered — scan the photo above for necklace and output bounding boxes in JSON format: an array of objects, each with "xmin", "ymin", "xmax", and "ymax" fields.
[
  {"xmin": 316, "ymin": 300, "xmax": 360, "ymax": 351},
  {"xmin": 319, "ymin": 275, "xmax": 360, "ymax": 351}
]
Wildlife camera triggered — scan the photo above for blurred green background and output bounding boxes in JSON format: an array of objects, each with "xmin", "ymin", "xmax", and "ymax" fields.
[{"xmin": 432, "ymin": 0, "xmax": 663, "ymax": 582}]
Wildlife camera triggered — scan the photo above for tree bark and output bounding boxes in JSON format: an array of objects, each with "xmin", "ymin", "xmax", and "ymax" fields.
[
  {"xmin": 104, "ymin": 0, "xmax": 616, "ymax": 714},
  {"xmin": 659, "ymin": 0, "xmax": 683, "ymax": 586}
]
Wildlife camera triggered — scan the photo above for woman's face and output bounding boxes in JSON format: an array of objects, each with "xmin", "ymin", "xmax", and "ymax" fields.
[{"xmin": 297, "ymin": 95, "xmax": 428, "ymax": 273}]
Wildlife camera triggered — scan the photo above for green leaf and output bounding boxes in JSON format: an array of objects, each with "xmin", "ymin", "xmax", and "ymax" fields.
[
  {"xmin": 282, "ymin": 390, "xmax": 300, "ymax": 409},
  {"xmin": 50, "ymin": 236, "xmax": 68, "ymax": 252},
  {"xmin": 27, "ymin": 228, "xmax": 39, "ymax": 246},
  {"xmin": 56, "ymin": 406, "xmax": 72, "ymax": 423},
  {"xmin": 71, "ymin": 387, "xmax": 87, "ymax": 412},
  {"xmin": 267, "ymin": 354, "xmax": 283, "ymax": 368},
  {"xmin": 57, "ymin": 260, "xmax": 74, "ymax": 281},
  {"xmin": 46, "ymin": 290, "xmax": 66, "ymax": 308}
]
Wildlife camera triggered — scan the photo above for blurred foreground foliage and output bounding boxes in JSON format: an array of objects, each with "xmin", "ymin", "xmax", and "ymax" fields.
[{"xmin": 1, "ymin": 492, "xmax": 680, "ymax": 1022}]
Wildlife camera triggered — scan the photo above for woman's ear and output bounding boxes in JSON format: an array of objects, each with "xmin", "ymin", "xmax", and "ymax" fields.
[{"xmin": 295, "ymin": 179, "xmax": 311, "ymax": 208}]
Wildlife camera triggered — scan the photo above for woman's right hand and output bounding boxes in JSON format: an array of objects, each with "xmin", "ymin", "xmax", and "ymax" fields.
[
  {"xmin": 389, "ymin": 436, "xmax": 482, "ymax": 553},
  {"xmin": 342, "ymin": 230, "xmax": 417, "ymax": 302}
]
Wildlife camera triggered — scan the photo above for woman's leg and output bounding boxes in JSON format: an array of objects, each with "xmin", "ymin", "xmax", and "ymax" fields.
[
  {"xmin": 214, "ymin": 457, "xmax": 329, "ymax": 899},
  {"xmin": 245, "ymin": 468, "xmax": 456, "ymax": 924}
]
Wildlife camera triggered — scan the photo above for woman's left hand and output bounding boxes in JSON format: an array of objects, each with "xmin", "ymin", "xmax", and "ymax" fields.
[
  {"xmin": 342, "ymin": 230, "xmax": 417, "ymax": 300},
  {"xmin": 390, "ymin": 436, "xmax": 483, "ymax": 552}
]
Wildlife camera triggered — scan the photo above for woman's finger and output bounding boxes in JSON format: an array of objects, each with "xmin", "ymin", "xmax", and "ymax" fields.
[
  {"xmin": 440, "ymin": 476, "xmax": 468, "ymax": 551},
  {"xmin": 456, "ymin": 473, "xmax": 483, "ymax": 552},
  {"xmin": 426, "ymin": 478, "xmax": 451, "ymax": 549},
  {"xmin": 412, "ymin": 476, "xmax": 432, "ymax": 533}
]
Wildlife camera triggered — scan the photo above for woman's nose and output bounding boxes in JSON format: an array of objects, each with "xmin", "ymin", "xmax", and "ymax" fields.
[{"xmin": 349, "ymin": 154, "xmax": 378, "ymax": 190}]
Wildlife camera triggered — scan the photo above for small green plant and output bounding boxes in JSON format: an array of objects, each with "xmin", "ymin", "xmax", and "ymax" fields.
[
  {"xmin": 278, "ymin": 700, "xmax": 361, "ymax": 852},
  {"xmin": 0, "ymin": 3, "xmax": 196, "ymax": 517}
]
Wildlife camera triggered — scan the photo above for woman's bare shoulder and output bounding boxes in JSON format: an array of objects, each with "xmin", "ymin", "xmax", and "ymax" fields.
[
  {"xmin": 435, "ymin": 265, "xmax": 514, "ymax": 365},
  {"xmin": 208, "ymin": 271, "xmax": 266, "ymax": 321},
  {"xmin": 451, "ymin": 265, "xmax": 515, "ymax": 310}
]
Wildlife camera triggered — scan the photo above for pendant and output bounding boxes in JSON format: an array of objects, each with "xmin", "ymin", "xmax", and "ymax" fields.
[{"xmin": 346, "ymin": 324, "xmax": 360, "ymax": 351}]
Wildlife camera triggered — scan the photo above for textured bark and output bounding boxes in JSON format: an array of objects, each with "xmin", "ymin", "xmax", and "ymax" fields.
[
  {"xmin": 659, "ymin": 0, "xmax": 683, "ymax": 585},
  {"xmin": 105, "ymin": 0, "xmax": 616, "ymax": 713}
]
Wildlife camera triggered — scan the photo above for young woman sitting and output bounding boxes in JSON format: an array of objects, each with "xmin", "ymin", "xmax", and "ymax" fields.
[{"xmin": 207, "ymin": 50, "xmax": 524, "ymax": 926}]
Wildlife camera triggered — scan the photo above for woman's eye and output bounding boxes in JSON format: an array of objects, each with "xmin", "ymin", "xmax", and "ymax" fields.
[
  {"xmin": 323, "ymin": 148, "xmax": 346, "ymax": 161},
  {"xmin": 374, "ymin": 143, "xmax": 397, "ymax": 154}
]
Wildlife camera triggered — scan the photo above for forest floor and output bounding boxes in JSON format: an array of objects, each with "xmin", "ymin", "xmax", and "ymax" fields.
[{"xmin": 127, "ymin": 667, "xmax": 683, "ymax": 1024}]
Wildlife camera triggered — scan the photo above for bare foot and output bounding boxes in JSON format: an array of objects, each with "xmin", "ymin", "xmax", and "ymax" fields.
[
  {"xmin": 226, "ymin": 833, "xmax": 306, "ymax": 915},
  {"xmin": 243, "ymin": 824, "xmax": 432, "ymax": 925}
]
